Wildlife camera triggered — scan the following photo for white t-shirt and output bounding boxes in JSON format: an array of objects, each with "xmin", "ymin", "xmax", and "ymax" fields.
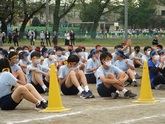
[
  {"xmin": 85, "ymin": 58, "xmax": 100, "ymax": 74},
  {"xmin": 114, "ymin": 59, "xmax": 134, "ymax": 72},
  {"xmin": 0, "ymin": 72, "xmax": 17, "ymax": 98},
  {"xmin": 26, "ymin": 64, "xmax": 49, "ymax": 83},
  {"xmin": 95, "ymin": 65, "xmax": 121, "ymax": 88}
]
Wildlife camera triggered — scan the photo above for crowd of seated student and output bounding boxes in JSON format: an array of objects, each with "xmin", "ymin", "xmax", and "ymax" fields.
[{"xmin": 1, "ymin": 39, "xmax": 165, "ymax": 111}]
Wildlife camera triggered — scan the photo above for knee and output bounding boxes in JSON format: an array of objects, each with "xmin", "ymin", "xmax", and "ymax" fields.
[
  {"xmin": 17, "ymin": 86, "xmax": 28, "ymax": 93},
  {"xmin": 106, "ymin": 73, "xmax": 115, "ymax": 78},
  {"xmin": 69, "ymin": 71, "xmax": 76, "ymax": 76}
]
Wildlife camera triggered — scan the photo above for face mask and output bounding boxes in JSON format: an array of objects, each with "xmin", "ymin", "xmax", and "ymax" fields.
[
  {"xmin": 105, "ymin": 61, "xmax": 112, "ymax": 67},
  {"xmin": 72, "ymin": 65, "xmax": 77, "ymax": 71},
  {"xmin": 24, "ymin": 50, "xmax": 29, "ymax": 53},
  {"xmin": 49, "ymin": 55, "xmax": 55, "ymax": 60},
  {"xmin": 45, "ymin": 53, "xmax": 48, "ymax": 57},
  {"xmin": 34, "ymin": 59, "xmax": 41, "ymax": 64},
  {"xmin": 78, "ymin": 52, "xmax": 82, "ymax": 57},
  {"xmin": 13, "ymin": 59, "xmax": 19, "ymax": 64},
  {"xmin": 147, "ymin": 51, "xmax": 151, "ymax": 56},
  {"xmin": 153, "ymin": 55, "xmax": 160, "ymax": 61},
  {"xmin": 10, "ymin": 49, "xmax": 15, "ymax": 52},
  {"xmin": 56, "ymin": 51, "xmax": 62, "ymax": 56}
]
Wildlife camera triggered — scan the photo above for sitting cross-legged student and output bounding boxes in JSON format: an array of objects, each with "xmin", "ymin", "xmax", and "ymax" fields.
[
  {"xmin": 95, "ymin": 52, "xmax": 137, "ymax": 99},
  {"xmin": 0, "ymin": 58, "xmax": 47, "ymax": 110},
  {"xmin": 85, "ymin": 49, "xmax": 100, "ymax": 84},
  {"xmin": 26, "ymin": 51, "xmax": 50, "ymax": 95},
  {"xmin": 58, "ymin": 54, "xmax": 95, "ymax": 99}
]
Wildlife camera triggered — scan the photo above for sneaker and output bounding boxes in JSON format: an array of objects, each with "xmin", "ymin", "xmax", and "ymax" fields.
[
  {"xmin": 44, "ymin": 88, "xmax": 49, "ymax": 95},
  {"xmin": 35, "ymin": 101, "xmax": 47, "ymax": 110},
  {"xmin": 87, "ymin": 90, "xmax": 95, "ymax": 98},
  {"xmin": 111, "ymin": 92, "xmax": 119, "ymax": 99},
  {"xmin": 155, "ymin": 84, "xmax": 165, "ymax": 90},
  {"xmin": 80, "ymin": 91, "xmax": 89, "ymax": 99},
  {"xmin": 124, "ymin": 81, "xmax": 131, "ymax": 87},
  {"xmin": 135, "ymin": 73, "xmax": 142, "ymax": 79},
  {"xmin": 124, "ymin": 90, "xmax": 137, "ymax": 98},
  {"xmin": 132, "ymin": 81, "xmax": 138, "ymax": 87}
]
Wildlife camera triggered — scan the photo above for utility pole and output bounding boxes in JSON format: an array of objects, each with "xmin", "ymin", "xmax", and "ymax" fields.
[
  {"xmin": 124, "ymin": 0, "xmax": 128, "ymax": 41},
  {"xmin": 46, "ymin": 0, "xmax": 49, "ymax": 31}
]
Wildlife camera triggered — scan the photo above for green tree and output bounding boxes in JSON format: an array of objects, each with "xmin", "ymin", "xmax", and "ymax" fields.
[
  {"xmin": 32, "ymin": 17, "xmax": 41, "ymax": 26},
  {"xmin": 118, "ymin": 0, "xmax": 157, "ymax": 28},
  {"xmin": 79, "ymin": 0, "xmax": 120, "ymax": 38},
  {"xmin": 0, "ymin": 0, "xmax": 17, "ymax": 33},
  {"xmin": 19, "ymin": 0, "xmax": 46, "ymax": 38},
  {"xmin": 53, "ymin": 0, "xmax": 76, "ymax": 32}
]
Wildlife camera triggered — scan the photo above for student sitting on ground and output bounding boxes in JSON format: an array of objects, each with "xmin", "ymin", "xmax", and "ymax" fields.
[
  {"xmin": 26, "ymin": 51, "xmax": 50, "ymax": 94},
  {"xmin": 0, "ymin": 58, "xmax": 47, "ymax": 110},
  {"xmin": 113, "ymin": 50, "xmax": 138, "ymax": 87},
  {"xmin": 148, "ymin": 50, "xmax": 165, "ymax": 90},
  {"xmin": 85, "ymin": 49, "xmax": 100, "ymax": 84},
  {"xmin": 58, "ymin": 55, "xmax": 95, "ymax": 99},
  {"xmin": 95, "ymin": 52, "xmax": 137, "ymax": 99},
  {"xmin": 142, "ymin": 46, "xmax": 152, "ymax": 64},
  {"xmin": 8, "ymin": 52, "xmax": 27, "ymax": 85},
  {"xmin": 129, "ymin": 46, "xmax": 143, "ymax": 68},
  {"xmin": 42, "ymin": 49, "xmax": 56, "ymax": 68},
  {"xmin": 19, "ymin": 52, "xmax": 31, "ymax": 74}
]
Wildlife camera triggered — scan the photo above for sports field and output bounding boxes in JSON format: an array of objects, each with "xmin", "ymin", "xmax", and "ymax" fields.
[{"xmin": 0, "ymin": 46, "xmax": 165, "ymax": 124}]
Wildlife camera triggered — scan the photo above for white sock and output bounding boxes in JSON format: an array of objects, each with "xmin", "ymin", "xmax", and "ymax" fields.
[
  {"xmin": 132, "ymin": 79, "xmax": 136, "ymax": 82},
  {"xmin": 36, "ymin": 100, "xmax": 40, "ymax": 105},
  {"xmin": 42, "ymin": 99, "xmax": 47, "ymax": 103},
  {"xmin": 122, "ymin": 89, "xmax": 127, "ymax": 94},
  {"xmin": 42, "ymin": 85, "xmax": 47, "ymax": 91},
  {"xmin": 77, "ymin": 86, "xmax": 84, "ymax": 93},
  {"xmin": 134, "ymin": 72, "xmax": 136, "ymax": 75},
  {"xmin": 84, "ymin": 85, "xmax": 89, "ymax": 92},
  {"xmin": 116, "ymin": 90, "xmax": 120, "ymax": 94}
]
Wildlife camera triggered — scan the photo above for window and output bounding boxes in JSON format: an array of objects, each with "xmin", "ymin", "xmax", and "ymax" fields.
[{"xmin": 161, "ymin": 10, "xmax": 165, "ymax": 16}]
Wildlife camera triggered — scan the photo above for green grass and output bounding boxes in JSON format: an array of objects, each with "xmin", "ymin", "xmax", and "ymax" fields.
[{"xmin": 2, "ymin": 37, "xmax": 165, "ymax": 48}]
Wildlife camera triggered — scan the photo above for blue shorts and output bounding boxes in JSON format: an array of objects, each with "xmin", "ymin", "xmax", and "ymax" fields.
[
  {"xmin": 31, "ymin": 78, "xmax": 49, "ymax": 93},
  {"xmin": 0, "ymin": 93, "xmax": 19, "ymax": 110},
  {"xmin": 85, "ymin": 73, "xmax": 96, "ymax": 84},
  {"xmin": 61, "ymin": 83, "xmax": 79, "ymax": 95},
  {"xmin": 97, "ymin": 83, "xmax": 117, "ymax": 97}
]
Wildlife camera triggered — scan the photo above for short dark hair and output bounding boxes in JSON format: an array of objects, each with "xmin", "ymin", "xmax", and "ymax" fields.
[
  {"xmin": 134, "ymin": 46, "xmax": 140, "ymax": 50},
  {"xmin": 75, "ymin": 48, "xmax": 82, "ymax": 53},
  {"xmin": 67, "ymin": 55, "xmax": 79, "ymax": 63},
  {"xmin": 143, "ymin": 46, "xmax": 151, "ymax": 52},
  {"xmin": 8, "ymin": 51, "xmax": 17, "ymax": 59},
  {"xmin": 56, "ymin": 46, "xmax": 63, "ymax": 51},
  {"xmin": 22, "ymin": 45, "xmax": 28, "ymax": 50},
  {"xmin": 0, "ymin": 58, "xmax": 11, "ymax": 72},
  {"xmin": 31, "ymin": 51, "xmax": 41, "ymax": 59},
  {"xmin": 100, "ymin": 52, "xmax": 112, "ymax": 64},
  {"xmin": 9, "ymin": 46, "xmax": 15, "ymax": 50}
]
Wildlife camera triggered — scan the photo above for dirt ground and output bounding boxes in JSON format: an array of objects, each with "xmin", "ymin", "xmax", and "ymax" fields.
[{"xmin": 1, "ymin": 47, "xmax": 165, "ymax": 124}]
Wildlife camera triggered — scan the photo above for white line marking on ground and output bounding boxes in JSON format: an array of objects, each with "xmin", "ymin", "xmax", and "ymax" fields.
[
  {"xmin": 6, "ymin": 111, "xmax": 82, "ymax": 124},
  {"xmin": 5, "ymin": 98, "xmax": 165, "ymax": 124},
  {"xmin": 115, "ymin": 114, "xmax": 165, "ymax": 124}
]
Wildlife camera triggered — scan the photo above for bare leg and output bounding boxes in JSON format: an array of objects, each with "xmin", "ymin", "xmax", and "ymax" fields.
[
  {"xmin": 11, "ymin": 85, "xmax": 38, "ymax": 104},
  {"xmin": 65, "ymin": 71, "xmax": 80, "ymax": 88},
  {"xmin": 32, "ymin": 72, "xmax": 45, "ymax": 86},
  {"xmin": 127, "ymin": 69, "xmax": 136, "ymax": 80},
  {"xmin": 24, "ymin": 84, "xmax": 44, "ymax": 101},
  {"xmin": 104, "ymin": 73, "xmax": 124, "ymax": 91}
]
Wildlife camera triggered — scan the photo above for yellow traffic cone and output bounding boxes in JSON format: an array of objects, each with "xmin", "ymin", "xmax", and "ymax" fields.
[
  {"xmin": 133, "ymin": 61, "xmax": 159, "ymax": 103},
  {"xmin": 40, "ymin": 64, "xmax": 70, "ymax": 112}
]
